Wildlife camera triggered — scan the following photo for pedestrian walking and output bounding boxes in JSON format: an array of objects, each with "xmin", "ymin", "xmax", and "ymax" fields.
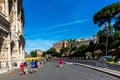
[
  {"xmin": 30, "ymin": 60, "xmax": 35, "ymax": 73},
  {"xmin": 37, "ymin": 60, "xmax": 40, "ymax": 69},
  {"xmin": 40, "ymin": 60, "xmax": 43, "ymax": 67},
  {"xmin": 59, "ymin": 58, "xmax": 64, "ymax": 67},
  {"xmin": 19, "ymin": 62, "xmax": 25, "ymax": 75},
  {"xmin": 35, "ymin": 60, "xmax": 39, "ymax": 71},
  {"xmin": 24, "ymin": 61, "xmax": 28, "ymax": 67},
  {"xmin": 24, "ymin": 61, "xmax": 28, "ymax": 74}
]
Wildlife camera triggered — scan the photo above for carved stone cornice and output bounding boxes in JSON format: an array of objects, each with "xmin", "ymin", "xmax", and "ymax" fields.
[
  {"xmin": 0, "ymin": 12, "xmax": 10, "ymax": 33},
  {"xmin": 0, "ymin": 29, "xmax": 8, "ymax": 38},
  {"xmin": 0, "ymin": 0, "xmax": 5, "ymax": 3}
]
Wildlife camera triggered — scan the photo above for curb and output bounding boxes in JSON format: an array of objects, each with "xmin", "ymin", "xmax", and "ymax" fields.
[
  {"xmin": 73, "ymin": 62, "xmax": 120, "ymax": 78},
  {"xmin": 108, "ymin": 62, "xmax": 120, "ymax": 65}
]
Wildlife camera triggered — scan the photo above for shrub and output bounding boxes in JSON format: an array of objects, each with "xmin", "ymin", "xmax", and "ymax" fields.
[
  {"xmin": 107, "ymin": 58, "xmax": 114, "ymax": 62},
  {"xmin": 118, "ymin": 59, "xmax": 120, "ymax": 61}
]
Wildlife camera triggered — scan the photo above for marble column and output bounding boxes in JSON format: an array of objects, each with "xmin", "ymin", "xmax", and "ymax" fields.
[
  {"xmin": 15, "ymin": 0, "xmax": 18, "ymax": 33},
  {"xmin": 5, "ymin": 0, "xmax": 9, "ymax": 21},
  {"xmin": 16, "ymin": 39, "xmax": 19, "ymax": 61},
  {"xmin": 7, "ymin": 40, "xmax": 11, "ymax": 71},
  {"xmin": 22, "ymin": 48, "xmax": 25, "ymax": 60},
  {"xmin": 20, "ymin": 45, "xmax": 23, "ymax": 60}
]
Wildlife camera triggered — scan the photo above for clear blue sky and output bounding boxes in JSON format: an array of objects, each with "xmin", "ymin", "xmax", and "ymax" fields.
[{"xmin": 23, "ymin": 0, "xmax": 120, "ymax": 53}]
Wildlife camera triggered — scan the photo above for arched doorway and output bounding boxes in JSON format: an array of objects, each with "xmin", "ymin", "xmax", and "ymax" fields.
[
  {"xmin": 0, "ymin": 35, "xmax": 8, "ymax": 68},
  {"xmin": 11, "ymin": 41, "xmax": 16, "ymax": 60},
  {"xmin": 0, "ymin": 36, "xmax": 4, "ymax": 68},
  {"xmin": 0, "ymin": 36, "xmax": 4, "ymax": 55},
  {"xmin": 19, "ymin": 35, "xmax": 25, "ymax": 60}
]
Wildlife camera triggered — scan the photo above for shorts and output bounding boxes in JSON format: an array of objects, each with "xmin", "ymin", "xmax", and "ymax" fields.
[{"xmin": 31, "ymin": 65, "xmax": 35, "ymax": 69}]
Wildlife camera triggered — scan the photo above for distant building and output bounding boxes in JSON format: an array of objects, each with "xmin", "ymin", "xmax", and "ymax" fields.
[
  {"xmin": 53, "ymin": 40, "xmax": 69, "ymax": 52},
  {"xmin": 36, "ymin": 50, "xmax": 43, "ymax": 56},
  {"xmin": 76, "ymin": 38, "xmax": 91, "ymax": 44},
  {"xmin": 75, "ymin": 35, "xmax": 98, "ymax": 46}
]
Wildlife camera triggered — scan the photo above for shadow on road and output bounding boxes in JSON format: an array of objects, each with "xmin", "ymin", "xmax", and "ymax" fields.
[{"xmin": 55, "ymin": 65, "xmax": 59, "ymax": 67}]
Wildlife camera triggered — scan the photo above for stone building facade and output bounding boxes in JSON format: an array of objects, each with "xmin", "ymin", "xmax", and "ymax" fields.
[
  {"xmin": 75, "ymin": 36, "xmax": 98, "ymax": 47},
  {"xmin": 53, "ymin": 36, "xmax": 98, "ymax": 55},
  {"xmin": 0, "ymin": 0, "xmax": 25, "ymax": 71},
  {"xmin": 36, "ymin": 50, "xmax": 43, "ymax": 56},
  {"xmin": 53, "ymin": 40, "xmax": 69, "ymax": 52}
]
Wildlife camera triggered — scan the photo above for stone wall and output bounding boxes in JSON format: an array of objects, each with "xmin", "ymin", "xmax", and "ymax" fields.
[{"xmin": 0, "ymin": 0, "xmax": 25, "ymax": 72}]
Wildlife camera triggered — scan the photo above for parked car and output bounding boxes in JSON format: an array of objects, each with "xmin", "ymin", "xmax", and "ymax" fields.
[{"xmin": 98, "ymin": 56, "xmax": 112, "ymax": 61}]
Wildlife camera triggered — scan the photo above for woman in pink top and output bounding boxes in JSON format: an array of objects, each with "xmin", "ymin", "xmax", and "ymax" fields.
[{"xmin": 59, "ymin": 58, "xmax": 63, "ymax": 67}]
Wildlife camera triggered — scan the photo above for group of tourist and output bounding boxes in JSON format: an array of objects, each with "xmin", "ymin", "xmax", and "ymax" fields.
[
  {"xmin": 19, "ymin": 60, "xmax": 43, "ymax": 75},
  {"xmin": 19, "ymin": 58, "xmax": 64, "ymax": 75}
]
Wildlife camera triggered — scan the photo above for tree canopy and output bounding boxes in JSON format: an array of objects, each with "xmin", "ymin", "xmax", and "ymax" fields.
[
  {"xmin": 114, "ymin": 15, "xmax": 120, "ymax": 30},
  {"xmin": 93, "ymin": 2, "xmax": 120, "ymax": 27},
  {"xmin": 30, "ymin": 50, "xmax": 37, "ymax": 57}
]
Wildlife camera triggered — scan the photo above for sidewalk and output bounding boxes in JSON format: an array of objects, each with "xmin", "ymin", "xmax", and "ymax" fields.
[
  {"xmin": 0, "ymin": 68, "xmax": 8, "ymax": 74},
  {"xmin": 73, "ymin": 62, "xmax": 120, "ymax": 78},
  {"xmin": 0, "ymin": 67, "xmax": 18, "ymax": 74}
]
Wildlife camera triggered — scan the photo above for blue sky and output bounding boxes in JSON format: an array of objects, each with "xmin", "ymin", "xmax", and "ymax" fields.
[{"xmin": 23, "ymin": 0, "xmax": 120, "ymax": 53}]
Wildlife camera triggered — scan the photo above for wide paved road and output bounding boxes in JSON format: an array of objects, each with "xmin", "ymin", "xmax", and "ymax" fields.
[
  {"xmin": 66, "ymin": 59, "xmax": 120, "ymax": 71},
  {"xmin": 0, "ymin": 62, "xmax": 119, "ymax": 80}
]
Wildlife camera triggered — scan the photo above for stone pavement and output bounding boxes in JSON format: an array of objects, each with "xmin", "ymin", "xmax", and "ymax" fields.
[
  {"xmin": 0, "ymin": 62, "xmax": 119, "ymax": 80},
  {"xmin": 72, "ymin": 62, "xmax": 120, "ymax": 78}
]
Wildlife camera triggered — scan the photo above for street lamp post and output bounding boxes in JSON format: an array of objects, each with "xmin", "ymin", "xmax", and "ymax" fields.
[{"xmin": 105, "ymin": 24, "xmax": 108, "ymax": 68}]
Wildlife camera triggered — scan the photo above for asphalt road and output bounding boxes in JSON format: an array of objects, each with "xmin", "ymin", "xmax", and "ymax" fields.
[
  {"xmin": 0, "ymin": 62, "xmax": 119, "ymax": 80},
  {"xmin": 66, "ymin": 59, "xmax": 120, "ymax": 71}
]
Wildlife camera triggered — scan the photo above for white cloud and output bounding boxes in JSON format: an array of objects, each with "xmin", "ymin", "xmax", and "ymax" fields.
[
  {"xmin": 40, "ymin": 18, "xmax": 90, "ymax": 30},
  {"xmin": 25, "ymin": 18, "xmax": 90, "ymax": 38},
  {"xmin": 25, "ymin": 39, "xmax": 57, "ymax": 54},
  {"xmin": 25, "ymin": 29, "xmax": 69, "ymax": 38},
  {"xmin": 25, "ymin": 18, "xmax": 90, "ymax": 34}
]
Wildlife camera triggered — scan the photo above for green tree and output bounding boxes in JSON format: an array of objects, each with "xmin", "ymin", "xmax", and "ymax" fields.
[
  {"xmin": 75, "ymin": 44, "xmax": 89, "ymax": 58},
  {"xmin": 88, "ymin": 41, "xmax": 96, "ymax": 52},
  {"xmin": 93, "ymin": 2, "xmax": 120, "ymax": 28},
  {"xmin": 68, "ymin": 39, "xmax": 76, "ymax": 48},
  {"xmin": 30, "ymin": 50, "xmax": 37, "ymax": 57},
  {"xmin": 42, "ymin": 51, "xmax": 47, "ymax": 57},
  {"xmin": 60, "ymin": 47, "xmax": 69, "ymax": 56},
  {"xmin": 70, "ymin": 46, "xmax": 77, "ymax": 52},
  {"xmin": 47, "ymin": 47, "xmax": 57, "ymax": 56},
  {"xmin": 114, "ymin": 15, "xmax": 120, "ymax": 31},
  {"xmin": 113, "ymin": 16, "xmax": 120, "ymax": 49},
  {"xmin": 97, "ymin": 30, "xmax": 107, "ymax": 53},
  {"xmin": 93, "ymin": 2, "xmax": 120, "ymax": 56},
  {"xmin": 85, "ymin": 52, "xmax": 92, "ymax": 59},
  {"xmin": 87, "ymin": 41, "xmax": 96, "ymax": 58},
  {"xmin": 110, "ymin": 30, "xmax": 120, "ymax": 48},
  {"xmin": 97, "ymin": 27, "xmax": 115, "ymax": 53}
]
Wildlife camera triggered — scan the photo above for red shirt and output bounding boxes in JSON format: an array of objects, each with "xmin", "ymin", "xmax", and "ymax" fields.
[{"xmin": 20, "ymin": 63, "xmax": 24, "ymax": 69}]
